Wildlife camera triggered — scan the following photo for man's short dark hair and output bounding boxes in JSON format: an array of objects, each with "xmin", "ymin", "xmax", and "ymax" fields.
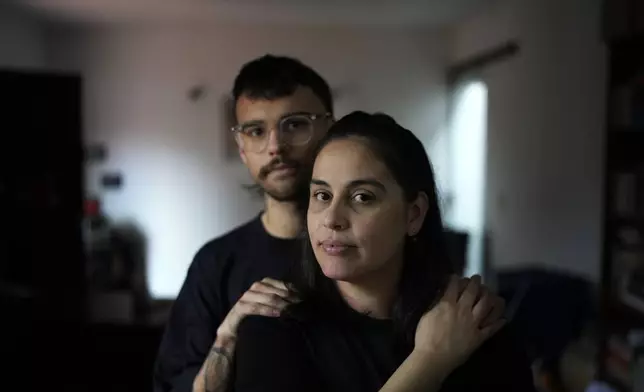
[{"xmin": 232, "ymin": 54, "xmax": 333, "ymax": 114}]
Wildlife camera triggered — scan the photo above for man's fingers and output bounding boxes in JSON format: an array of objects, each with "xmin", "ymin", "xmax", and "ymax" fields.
[
  {"xmin": 219, "ymin": 285, "xmax": 292, "ymax": 339},
  {"xmin": 457, "ymin": 277, "xmax": 470, "ymax": 297},
  {"xmin": 443, "ymin": 275, "xmax": 460, "ymax": 303},
  {"xmin": 261, "ymin": 277, "xmax": 289, "ymax": 292},
  {"xmin": 238, "ymin": 300, "xmax": 282, "ymax": 318},
  {"xmin": 242, "ymin": 290, "xmax": 292, "ymax": 309},
  {"xmin": 479, "ymin": 318, "xmax": 507, "ymax": 341},
  {"xmin": 472, "ymin": 288, "xmax": 494, "ymax": 325},
  {"xmin": 250, "ymin": 281, "xmax": 292, "ymax": 299},
  {"xmin": 256, "ymin": 278, "xmax": 301, "ymax": 301},
  {"xmin": 481, "ymin": 295, "xmax": 506, "ymax": 327},
  {"xmin": 459, "ymin": 274, "xmax": 482, "ymax": 309}
]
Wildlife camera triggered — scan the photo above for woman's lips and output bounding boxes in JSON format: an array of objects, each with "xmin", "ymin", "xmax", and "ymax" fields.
[{"xmin": 320, "ymin": 240, "xmax": 355, "ymax": 256}]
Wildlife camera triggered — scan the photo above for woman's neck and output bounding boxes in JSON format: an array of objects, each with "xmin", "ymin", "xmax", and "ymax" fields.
[{"xmin": 336, "ymin": 252, "xmax": 403, "ymax": 319}]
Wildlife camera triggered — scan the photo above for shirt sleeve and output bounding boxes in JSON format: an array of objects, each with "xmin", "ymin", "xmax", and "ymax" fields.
[
  {"xmin": 234, "ymin": 316, "xmax": 324, "ymax": 392},
  {"xmin": 443, "ymin": 325, "xmax": 537, "ymax": 392},
  {"xmin": 153, "ymin": 243, "xmax": 225, "ymax": 392}
]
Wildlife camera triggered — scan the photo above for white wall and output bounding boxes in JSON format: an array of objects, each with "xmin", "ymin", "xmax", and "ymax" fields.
[
  {"xmin": 49, "ymin": 24, "xmax": 449, "ymax": 298},
  {"xmin": 0, "ymin": 4, "xmax": 47, "ymax": 68},
  {"xmin": 449, "ymin": 0, "xmax": 607, "ymax": 281}
]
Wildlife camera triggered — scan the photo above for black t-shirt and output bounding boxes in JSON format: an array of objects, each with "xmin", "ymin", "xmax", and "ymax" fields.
[
  {"xmin": 153, "ymin": 215, "xmax": 301, "ymax": 392},
  {"xmin": 234, "ymin": 310, "xmax": 536, "ymax": 392}
]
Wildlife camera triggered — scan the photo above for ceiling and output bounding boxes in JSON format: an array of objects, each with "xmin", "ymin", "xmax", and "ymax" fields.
[{"xmin": 16, "ymin": 0, "xmax": 494, "ymax": 27}]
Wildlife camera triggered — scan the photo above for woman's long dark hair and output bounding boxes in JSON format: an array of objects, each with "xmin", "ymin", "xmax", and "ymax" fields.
[{"xmin": 288, "ymin": 111, "xmax": 454, "ymax": 349}]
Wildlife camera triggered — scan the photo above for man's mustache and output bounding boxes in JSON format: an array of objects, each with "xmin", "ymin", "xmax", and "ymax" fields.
[{"xmin": 259, "ymin": 158, "xmax": 300, "ymax": 179}]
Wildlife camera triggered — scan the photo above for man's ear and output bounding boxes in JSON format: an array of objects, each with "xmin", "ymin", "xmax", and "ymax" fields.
[
  {"xmin": 322, "ymin": 116, "xmax": 335, "ymax": 134},
  {"xmin": 407, "ymin": 191, "xmax": 429, "ymax": 236},
  {"xmin": 238, "ymin": 146, "xmax": 248, "ymax": 165}
]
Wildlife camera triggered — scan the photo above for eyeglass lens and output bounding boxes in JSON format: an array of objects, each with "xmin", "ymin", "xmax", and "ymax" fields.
[{"xmin": 237, "ymin": 114, "xmax": 314, "ymax": 152}]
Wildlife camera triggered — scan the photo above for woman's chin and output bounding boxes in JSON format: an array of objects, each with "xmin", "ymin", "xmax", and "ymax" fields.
[
  {"xmin": 319, "ymin": 260, "xmax": 359, "ymax": 282},
  {"xmin": 322, "ymin": 270, "xmax": 353, "ymax": 281}
]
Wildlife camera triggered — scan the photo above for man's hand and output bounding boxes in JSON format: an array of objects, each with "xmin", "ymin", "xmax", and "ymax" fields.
[
  {"xmin": 194, "ymin": 278, "xmax": 298, "ymax": 392},
  {"xmin": 216, "ymin": 277, "xmax": 298, "ymax": 346},
  {"xmin": 457, "ymin": 275, "xmax": 506, "ymax": 329}
]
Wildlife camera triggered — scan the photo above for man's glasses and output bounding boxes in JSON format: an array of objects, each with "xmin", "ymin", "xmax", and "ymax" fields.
[{"xmin": 231, "ymin": 112, "xmax": 331, "ymax": 153}]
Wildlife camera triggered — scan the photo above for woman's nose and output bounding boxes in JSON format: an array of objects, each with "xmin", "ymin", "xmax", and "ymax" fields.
[{"xmin": 323, "ymin": 204, "xmax": 349, "ymax": 231}]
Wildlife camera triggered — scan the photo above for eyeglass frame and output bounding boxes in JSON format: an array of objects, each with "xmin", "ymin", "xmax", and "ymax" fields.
[{"xmin": 230, "ymin": 112, "xmax": 333, "ymax": 152}]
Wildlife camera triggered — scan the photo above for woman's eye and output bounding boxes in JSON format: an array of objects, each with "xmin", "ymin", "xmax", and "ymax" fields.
[
  {"xmin": 312, "ymin": 191, "xmax": 331, "ymax": 202},
  {"xmin": 352, "ymin": 193, "xmax": 373, "ymax": 204}
]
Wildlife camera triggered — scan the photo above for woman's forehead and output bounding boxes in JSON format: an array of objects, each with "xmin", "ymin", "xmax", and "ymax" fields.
[{"xmin": 312, "ymin": 138, "xmax": 393, "ymax": 185}]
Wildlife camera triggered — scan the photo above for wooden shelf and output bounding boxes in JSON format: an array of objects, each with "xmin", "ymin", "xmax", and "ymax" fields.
[
  {"xmin": 599, "ymin": 13, "xmax": 644, "ymax": 390},
  {"xmin": 607, "ymin": 299, "xmax": 644, "ymax": 328}
]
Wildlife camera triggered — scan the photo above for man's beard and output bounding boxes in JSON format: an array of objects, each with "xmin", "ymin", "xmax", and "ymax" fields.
[
  {"xmin": 260, "ymin": 171, "xmax": 308, "ymax": 204},
  {"xmin": 257, "ymin": 157, "xmax": 311, "ymax": 207}
]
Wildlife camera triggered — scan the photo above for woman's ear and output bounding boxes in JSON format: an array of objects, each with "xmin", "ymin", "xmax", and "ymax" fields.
[{"xmin": 407, "ymin": 191, "xmax": 429, "ymax": 236}]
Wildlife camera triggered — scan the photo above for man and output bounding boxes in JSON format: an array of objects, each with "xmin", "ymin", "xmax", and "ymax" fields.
[{"xmin": 153, "ymin": 55, "xmax": 505, "ymax": 392}]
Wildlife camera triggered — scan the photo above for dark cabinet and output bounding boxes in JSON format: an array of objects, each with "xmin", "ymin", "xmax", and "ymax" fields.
[{"xmin": 0, "ymin": 69, "xmax": 84, "ymax": 389}]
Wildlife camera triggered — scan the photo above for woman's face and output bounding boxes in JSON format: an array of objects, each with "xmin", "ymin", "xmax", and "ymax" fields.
[{"xmin": 307, "ymin": 137, "xmax": 427, "ymax": 283}]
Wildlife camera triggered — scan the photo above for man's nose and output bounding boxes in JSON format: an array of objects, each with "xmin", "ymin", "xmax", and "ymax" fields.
[{"xmin": 265, "ymin": 126, "xmax": 285, "ymax": 156}]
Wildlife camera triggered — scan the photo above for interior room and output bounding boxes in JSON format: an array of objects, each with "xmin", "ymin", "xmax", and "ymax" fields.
[{"xmin": 1, "ymin": 0, "xmax": 642, "ymax": 391}]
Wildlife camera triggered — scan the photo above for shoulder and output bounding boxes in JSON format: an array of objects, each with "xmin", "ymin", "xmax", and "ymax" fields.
[
  {"xmin": 445, "ymin": 324, "xmax": 536, "ymax": 391},
  {"xmin": 236, "ymin": 315, "xmax": 312, "ymax": 359},
  {"xmin": 472, "ymin": 324, "xmax": 527, "ymax": 362},
  {"xmin": 199, "ymin": 216, "xmax": 261, "ymax": 257},
  {"xmin": 234, "ymin": 316, "xmax": 323, "ymax": 392},
  {"xmin": 237, "ymin": 315, "xmax": 303, "ymax": 343},
  {"xmin": 189, "ymin": 216, "xmax": 261, "ymax": 272}
]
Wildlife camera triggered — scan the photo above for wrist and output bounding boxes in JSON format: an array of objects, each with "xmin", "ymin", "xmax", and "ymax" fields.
[
  {"xmin": 213, "ymin": 333, "xmax": 236, "ymax": 358},
  {"xmin": 409, "ymin": 348, "xmax": 453, "ymax": 383}
]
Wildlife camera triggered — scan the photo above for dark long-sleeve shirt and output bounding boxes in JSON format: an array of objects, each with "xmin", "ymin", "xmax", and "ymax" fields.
[
  {"xmin": 234, "ymin": 312, "xmax": 536, "ymax": 392},
  {"xmin": 153, "ymin": 215, "xmax": 301, "ymax": 392}
]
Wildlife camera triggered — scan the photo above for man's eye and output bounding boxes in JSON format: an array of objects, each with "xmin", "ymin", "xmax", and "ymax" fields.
[
  {"xmin": 282, "ymin": 118, "xmax": 310, "ymax": 132},
  {"xmin": 243, "ymin": 126, "xmax": 264, "ymax": 137}
]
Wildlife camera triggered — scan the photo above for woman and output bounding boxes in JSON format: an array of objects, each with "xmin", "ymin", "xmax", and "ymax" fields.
[{"xmin": 232, "ymin": 112, "xmax": 535, "ymax": 391}]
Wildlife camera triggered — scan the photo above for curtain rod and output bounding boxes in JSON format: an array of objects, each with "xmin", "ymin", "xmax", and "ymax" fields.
[{"xmin": 447, "ymin": 41, "xmax": 520, "ymax": 84}]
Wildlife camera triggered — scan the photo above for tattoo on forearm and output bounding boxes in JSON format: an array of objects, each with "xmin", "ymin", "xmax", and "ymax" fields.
[{"xmin": 203, "ymin": 346, "xmax": 232, "ymax": 392}]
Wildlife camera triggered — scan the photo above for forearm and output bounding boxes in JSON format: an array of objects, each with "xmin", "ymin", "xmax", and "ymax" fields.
[
  {"xmin": 379, "ymin": 350, "xmax": 451, "ymax": 392},
  {"xmin": 192, "ymin": 335, "xmax": 236, "ymax": 392}
]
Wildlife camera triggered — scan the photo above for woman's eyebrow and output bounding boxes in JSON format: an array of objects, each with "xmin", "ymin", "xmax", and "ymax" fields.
[
  {"xmin": 310, "ymin": 178, "xmax": 329, "ymax": 187},
  {"xmin": 347, "ymin": 179, "xmax": 386, "ymax": 192},
  {"xmin": 310, "ymin": 178, "xmax": 386, "ymax": 193}
]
